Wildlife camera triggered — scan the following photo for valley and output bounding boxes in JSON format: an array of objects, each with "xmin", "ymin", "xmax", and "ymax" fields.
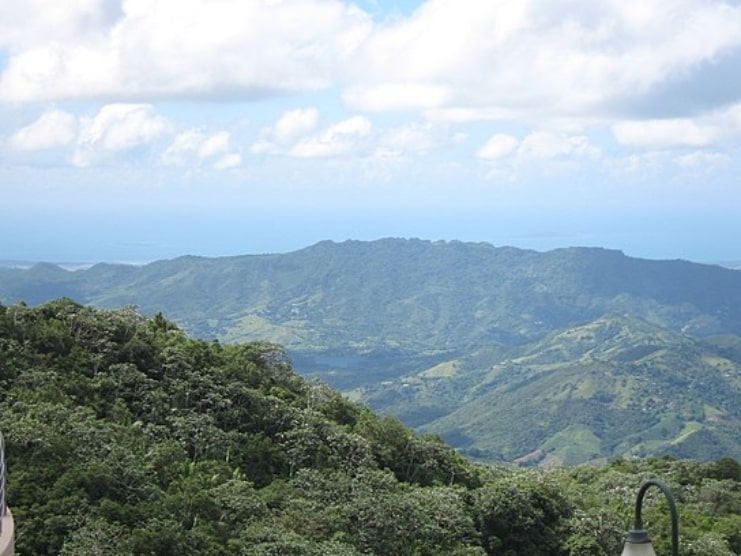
[{"xmin": 2, "ymin": 238, "xmax": 740, "ymax": 465}]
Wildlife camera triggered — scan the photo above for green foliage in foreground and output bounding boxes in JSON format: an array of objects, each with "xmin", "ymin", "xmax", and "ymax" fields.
[{"xmin": 0, "ymin": 300, "xmax": 739, "ymax": 555}]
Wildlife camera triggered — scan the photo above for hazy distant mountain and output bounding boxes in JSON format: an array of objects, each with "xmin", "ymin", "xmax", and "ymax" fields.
[
  {"xmin": 3, "ymin": 238, "xmax": 741, "ymax": 348},
  {"xmin": 2, "ymin": 238, "xmax": 741, "ymax": 464}
]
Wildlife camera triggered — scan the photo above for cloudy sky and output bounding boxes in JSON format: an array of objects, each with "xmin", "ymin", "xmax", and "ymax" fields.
[{"xmin": 2, "ymin": 0, "xmax": 741, "ymax": 264}]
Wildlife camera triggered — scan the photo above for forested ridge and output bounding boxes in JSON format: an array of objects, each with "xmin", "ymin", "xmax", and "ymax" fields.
[
  {"xmin": 0, "ymin": 238, "xmax": 741, "ymax": 465},
  {"xmin": 3, "ymin": 239, "xmax": 741, "ymax": 466},
  {"xmin": 4, "ymin": 239, "xmax": 741, "ymax": 354},
  {"xmin": 0, "ymin": 299, "xmax": 739, "ymax": 555}
]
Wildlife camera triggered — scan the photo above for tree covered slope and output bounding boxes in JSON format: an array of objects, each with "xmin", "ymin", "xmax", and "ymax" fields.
[
  {"xmin": 0, "ymin": 300, "xmax": 739, "ymax": 555},
  {"xmin": 2, "ymin": 239, "xmax": 741, "ymax": 351},
  {"xmin": 363, "ymin": 315, "xmax": 741, "ymax": 464},
  {"xmin": 2, "ymin": 239, "xmax": 741, "ymax": 466}
]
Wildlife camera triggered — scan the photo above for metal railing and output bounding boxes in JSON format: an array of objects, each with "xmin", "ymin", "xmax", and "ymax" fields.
[{"xmin": 0, "ymin": 430, "xmax": 6, "ymax": 532}]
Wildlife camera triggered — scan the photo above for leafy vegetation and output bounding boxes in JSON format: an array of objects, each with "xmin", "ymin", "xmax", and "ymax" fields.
[
  {"xmin": 0, "ymin": 300, "xmax": 739, "ymax": 554},
  {"xmin": 2, "ymin": 239, "xmax": 741, "ymax": 353},
  {"xmin": 367, "ymin": 315, "xmax": 741, "ymax": 464},
  {"xmin": 2, "ymin": 239, "xmax": 741, "ymax": 465}
]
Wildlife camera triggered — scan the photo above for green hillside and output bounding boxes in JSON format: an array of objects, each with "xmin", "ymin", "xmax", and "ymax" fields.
[
  {"xmin": 2, "ymin": 239, "xmax": 741, "ymax": 352},
  {"xmin": 0, "ymin": 299, "xmax": 478, "ymax": 554},
  {"xmin": 2, "ymin": 239, "xmax": 741, "ymax": 465},
  {"xmin": 362, "ymin": 315, "xmax": 741, "ymax": 464},
  {"xmin": 0, "ymin": 300, "xmax": 739, "ymax": 555}
]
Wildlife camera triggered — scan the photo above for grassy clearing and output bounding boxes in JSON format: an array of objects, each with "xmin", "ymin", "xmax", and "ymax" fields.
[
  {"xmin": 541, "ymin": 424, "xmax": 602, "ymax": 466},
  {"xmin": 420, "ymin": 360, "xmax": 459, "ymax": 378}
]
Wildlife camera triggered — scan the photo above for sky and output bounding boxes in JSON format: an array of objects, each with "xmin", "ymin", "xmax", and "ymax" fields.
[{"xmin": 1, "ymin": 0, "xmax": 741, "ymax": 264}]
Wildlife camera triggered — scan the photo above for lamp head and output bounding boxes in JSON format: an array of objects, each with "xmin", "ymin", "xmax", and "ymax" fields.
[{"xmin": 621, "ymin": 529, "xmax": 657, "ymax": 556}]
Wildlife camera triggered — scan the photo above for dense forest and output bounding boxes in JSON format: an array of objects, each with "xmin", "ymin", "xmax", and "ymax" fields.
[
  {"xmin": 0, "ymin": 299, "xmax": 739, "ymax": 554},
  {"xmin": 3, "ymin": 239, "xmax": 741, "ymax": 466}
]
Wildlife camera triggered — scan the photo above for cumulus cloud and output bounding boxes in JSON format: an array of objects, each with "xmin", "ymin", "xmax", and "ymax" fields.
[
  {"xmin": 290, "ymin": 115, "xmax": 372, "ymax": 157},
  {"xmin": 251, "ymin": 110, "xmax": 373, "ymax": 158},
  {"xmin": 5, "ymin": 103, "xmax": 172, "ymax": 167},
  {"xmin": 476, "ymin": 130, "xmax": 600, "ymax": 180},
  {"xmin": 6, "ymin": 103, "xmax": 245, "ymax": 170},
  {"xmin": 251, "ymin": 108, "xmax": 319, "ymax": 154},
  {"xmin": 476, "ymin": 134, "xmax": 519, "ymax": 160},
  {"xmin": 213, "ymin": 152, "xmax": 242, "ymax": 170},
  {"xmin": 272, "ymin": 108, "xmax": 320, "ymax": 145},
  {"xmin": 519, "ymin": 131, "xmax": 600, "ymax": 160},
  {"xmin": 378, "ymin": 122, "xmax": 446, "ymax": 154},
  {"xmin": 253, "ymin": 110, "xmax": 455, "ymax": 160},
  {"xmin": 9, "ymin": 109, "xmax": 78, "ymax": 150},
  {"xmin": 606, "ymin": 148, "xmax": 732, "ymax": 180},
  {"xmin": 197, "ymin": 131, "xmax": 232, "ymax": 159},
  {"xmin": 0, "ymin": 0, "xmax": 371, "ymax": 102},
  {"xmin": 345, "ymin": 0, "xmax": 741, "ymax": 122},
  {"xmin": 343, "ymin": 82, "xmax": 450, "ymax": 112},
  {"xmin": 674, "ymin": 151, "xmax": 729, "ymax": 168},
  {"xmin": 162, "ymin": 131, "xmax": 203, "ymax": 163},
  {"xmin": 612, "ymin": 119, "xmax": 718, "ymax": 148},
  {"xmin": 0, "ymin": 0, "xmax": 121, "ymax": 49},
  {"xmin": 3, "ymin": 0, "xmax": 739, "ymax": 127},
  {"xmin": 162, "ymin": 129, "xmax": 240, "ymax": 169},
  {"xmin": 611, "ymin": 101, "xmax": 741, "ymax": 150},
  {"xmin": 2, "ymin": 0, "xmax": 740, "ymax": 180},
  {"xmin": 478, "ymin": 131, "xmax": 599, "ymax": 162},
  {"xmin": 73, "ymin": 103, "xmax": 170, "ymax": 166}
]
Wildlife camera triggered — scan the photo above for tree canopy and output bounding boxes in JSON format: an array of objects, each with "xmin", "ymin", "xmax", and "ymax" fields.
[{"xmin": 0, "ymin": 299, "xmax": 738, "ymax": 554}]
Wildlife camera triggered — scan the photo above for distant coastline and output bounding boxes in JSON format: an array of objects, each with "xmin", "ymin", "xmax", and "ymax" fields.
[
  {"xmin": 2, "ymin": 251, "xmax": 740, "ymax": 272},
  {"xmin": 0, "ymin": 260, "xmax": 147, "ymax": 271},
  {"xmin": 719, "ymin": 261, "xmax": 741, "ymax": 271}
]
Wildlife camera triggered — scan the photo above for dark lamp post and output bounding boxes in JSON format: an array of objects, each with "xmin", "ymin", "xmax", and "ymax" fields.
[{"xmin": 621, "ymin": 479, "xmax": 679, "ymax": 556}]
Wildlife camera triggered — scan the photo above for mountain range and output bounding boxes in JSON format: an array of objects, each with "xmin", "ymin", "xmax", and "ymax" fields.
[{"xmin": 1, "ymin": 238, "xmax": 740, "ymax": 464}]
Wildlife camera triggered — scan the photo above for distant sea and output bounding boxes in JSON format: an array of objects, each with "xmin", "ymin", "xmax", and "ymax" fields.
[
  {"xmin": 1, "ymin": 255, "xmax": 740, "ymax": 272},
  {"xmin": 0, "ymin": 260, "xmax": 147, "ymax": 271}
]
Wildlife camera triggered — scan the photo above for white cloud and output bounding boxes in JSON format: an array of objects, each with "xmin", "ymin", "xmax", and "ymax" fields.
[
  {"xmin": 478, "ymin": 131, "xmax": 599, "ymax": 162},
  {"xmin": 162, "ymin": 129, "xmax": 239, "ymax": 169},
  {"xmin": 253, "ymin": 111, "xmax": 450, "ymax": 160},
  {"xmin": 73, "ymin": 103, "xmax": 170, "ymax": 166},
  {"xmin": 0, "ymin": 0, "xmax": 120, "ymax": 49},
  {"xmin": 9, "ymin": 109, "xmax": 78, "ymax": 150},
  {"xmin": 346, "ymin": 0, "xmax": 741, "ymax": 121},
  {"xmin": 342, "ymin": 82, "xmax": 449, "ymax": 111},
  {"xmin": 252, "ymin": 110, "xmax": 373, "ymax": 158},
  {"xmin": 727, "ymin": 103, "xmax": 741, "ymax": 130},
  {"xmin": 290, "ymin": 115, "xmax": 372, "ymax": 157},
  {"xmin": 519, "ymin": 131, "xmax": 599, "ymax": 160},
  {"xmin": 0, "ymin": 0, "xmax": 371, "ymax": 102},
  {"xmin": 161, "ymin": 131, "xmax": 203, "ymax": 164},
  {"xmin": 2, "ymin": 0, "xmax": 740, "ymax": 184},
  {"xmin": 197, "ymin": 131, "xmax": 231, "ymax": 159},
  {"xmin": 610, "ymin": 101, "xmax": 741, "ymax": 150},
  {"xmin": 2, "ymin": 0, "xmax": 739, "ymax": 140},
  {"xmin": 272, "ymin": 108, "xmax": 320, "ymax": 145},
  {"xmin": 612, "ymin": 119, "xmax": 718, "ymax": 148},
  {"xmin": 674, "ymin": 151, "xmax": 729, "ymax": 168},
  {"xmin": 425, "ymin": 107, "xmax": 518, "ymax": 124},
  {"xmin": 251, "ymin": 108, "xmax": 319, "ymax": 154},
  {"xmin": 213, "ymin": 152, "xmax": 242, "ymax": 170},
  {"xmin": 476, "ymin": 130, "xmax": 600, "ymax": 181},
  {"xmin": 379, "ymin": 122, "xmax": 443, "ymax": 154},
  {"xmin": 476, "ymin": 134, "xmax": 519, "ymax": 160},
  {"xmin": 605, "ymin": 147, "xmax": 732, "ymax": 180},
  {"xmin": 0, "ymin": 43, "xmax": 119, "ymax": 102}
]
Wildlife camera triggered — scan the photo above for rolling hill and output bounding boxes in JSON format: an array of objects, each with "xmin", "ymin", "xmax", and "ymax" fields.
[
  {"xmin": 2, "ymin": 238, "xmax": 741, "ymax": 464},
  {"xmin": 363, "ymin": 314, "xmax": 741, "ymax": 464}
]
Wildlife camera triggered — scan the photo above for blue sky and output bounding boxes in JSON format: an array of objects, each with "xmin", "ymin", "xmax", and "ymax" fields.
[{"xmin": 1, "ymin": 0, "xmax": 741, "ymax": 264}]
